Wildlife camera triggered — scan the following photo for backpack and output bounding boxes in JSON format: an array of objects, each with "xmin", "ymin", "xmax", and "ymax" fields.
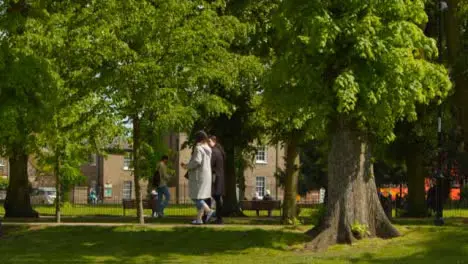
[{"xmin": 152, "ymin": 168, "xmax": 161, "ymax": 188}]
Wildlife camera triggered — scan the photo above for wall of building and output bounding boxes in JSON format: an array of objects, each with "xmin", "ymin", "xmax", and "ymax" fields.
[
  {"xmin": 244, "ymin": 144, "xmax": 286, "ymax": 200},
  {"xmin": 0, "ymin": 157, "xmax": 7, "ymax": 200},
  {"xmin": 176, "ymin": 133, "xmax": 192, "ymax": 203},
  {"xmin": 168, "ymin": 134, "xmax": 287, "ymax": 202},
  {"xmin": 101, "ymin": 154, "xmax": 136, "ymax": 203},
  {"xmin": 2, "ymin": 139, "xmax": 289, "ymax": 204},
  {"xmin": 83, "ymin": 134, "xmax": 288, "ymax": 204},
  {"xmin": 80, "ymin": 162, "xmax": 99, "ymax": 188},
  {"xmin": 0, "ymin": 157, "xmax": 9, "ymax": 177},
  {"xmin": 0, "ymin": 156, "xmax": 56, "ymax": 188}
]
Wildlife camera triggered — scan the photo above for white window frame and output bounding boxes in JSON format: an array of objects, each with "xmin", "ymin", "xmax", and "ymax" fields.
[
  {"xmin": 0, "ymin": 159, "xmax": 4, "ymax": 175},
  {"xmin": 255, "ymin": 146, "xmax": 267, "ymax": 164},
  {"xmin": 122, "ymin": 181, "xmax": 133, "ymax": 200},
  {"xmin": 256, "ymin": 176, "xmax": 266, "ymax": 198},
  {"xmin": 88, "ymin": 154, "xmax": 97, "ymax": 166},
  {"xmin": 123, "ymin": 153, "xmax": 133, "ymax": 171}
]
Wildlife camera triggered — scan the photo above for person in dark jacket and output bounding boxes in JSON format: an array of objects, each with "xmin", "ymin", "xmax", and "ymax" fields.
[
  {"xmin": 427, "ymin": 181, "xmax": 437, "ymax": 216},
  {"xmin": 207, "ymin": 135, "xmax": 225, "ymax": 224}
]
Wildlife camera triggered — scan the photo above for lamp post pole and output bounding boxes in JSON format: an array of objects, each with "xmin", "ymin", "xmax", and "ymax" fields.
[{"xmin": 435, "ymin": 0, "xmax": 448, "ymax": 226}]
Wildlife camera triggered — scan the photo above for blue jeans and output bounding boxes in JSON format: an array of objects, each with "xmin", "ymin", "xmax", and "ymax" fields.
[
  {"xmin": 193, "ymin": 199, "xmax": 207, "ymax": 211},
  {"xmin": 157, "ymin": 186, "xmax": 170, "ymax": 215}
]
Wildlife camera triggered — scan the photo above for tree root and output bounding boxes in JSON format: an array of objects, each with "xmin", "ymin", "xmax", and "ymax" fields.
[
  {"xmin": 221, "ymin": 209, "xmax": 246, "ymax": 217},
  {"xmin": 375, "ymin": 216, "xmax": 401, "ymax": 239},
  {"xmin": 4, "ymin": 208, "xmax": 39, "ymax": 218},
  {"xmin": 305, "ymin": 226, "xmax": 340, "ymax": 252},
  {"xmin": 305, "ymin": 212, "xmax": 400, "ymax": 251}
]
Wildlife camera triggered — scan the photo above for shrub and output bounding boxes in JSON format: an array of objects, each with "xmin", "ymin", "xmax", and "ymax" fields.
[
  {"xmin": 0, "ymin": 177, "xmax": 8, "ymax": 190},
  {"xmin": 313, "ymin": 204, "xmax": 327, "ymax": 225},
  {"xmin": 351, "ymin": 222, "xmax": 370, "ymax": 240},
  {"xmin": 461, "ymin": 185, "xmax": 468, "ymax": 203}
]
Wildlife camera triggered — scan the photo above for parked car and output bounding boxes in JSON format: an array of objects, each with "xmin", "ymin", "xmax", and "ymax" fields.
[{"xmin": 30, "ymin": 187, "xmax": 56, "ymax": 205}]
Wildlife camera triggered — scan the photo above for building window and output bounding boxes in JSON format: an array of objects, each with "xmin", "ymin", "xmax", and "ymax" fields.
[
  {"xmin": 256, "ymin": 176, "xmax": 266, "ymax": 198},
  {"xmin": 123, "ymin": 153, "xmax": 133, "ymax": 170},
  {"xmin": 255, "ymin": 146, "xmax": 267, "ymax": 164},
  {"xmin": 104, "ymin": 183, "xmax": 113, "ymax": 198},
  {"xmin": 0, "ymin": 159, "xmax": 5, "ymax": 175},
  {"xmin": 88, "ymin": 154, "xmax": 97, "ymax": 166},
  {"xmin": 122, "ymin": 181, "xmax": 132, "ymax": 200}
]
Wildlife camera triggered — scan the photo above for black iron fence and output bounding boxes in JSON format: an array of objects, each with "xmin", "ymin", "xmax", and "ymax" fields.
[
  {"xmin": 378, "ymin": 193, "xmax": 468, "ymax": 219},
  {"xmin": 1, "ymin": 184, "xmax": 467, "ymax": 220},
  {"xmin": 0, "ymin": 184, "xmax": 325, "ymax": 218}
]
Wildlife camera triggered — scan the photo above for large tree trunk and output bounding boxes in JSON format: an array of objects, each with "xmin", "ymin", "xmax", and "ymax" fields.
[
  {"xmin": 405, "ymin": 145, "xmax": 427, "ymax": 217},
  {"xmin": 133, "ymin": 116, "xmax": 144, "ymax": 224},
  {"xmin": 445, "ymin": 0, "xmax": 460, "ymax": 65},
  {"xmin": 306, "ymin": 122, "xmax": 400, "ymax": 251},
  {"xmin": 446, "ymin": 0, "xmax": 468, "ymax": 201},
  {"xmin": 446, "ymin": 1, "xmax": 468, "ymax": 156},
  {"xmin": 221, "ymin": 143, "xmax": 244, "ymax": 216},
  {"xmin": 4, "ymin": 151, "xmax": 38, "ymax": 218},
  {"xmin": 282, "ymin": 136, "xmax": 300, "ymax": 224}
]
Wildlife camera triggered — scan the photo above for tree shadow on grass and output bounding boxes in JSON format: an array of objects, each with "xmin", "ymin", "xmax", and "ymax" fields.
[
  {"xmin": 393, "ymin": 217, "xmax": 468, "ymax": 227},
  {"xmin": 346, "ymin": 225, "xmax": 468, "ymax": 263},
  {"xmin": 1, "ymin": 216, "xmax": 298, "ymax": 226},
  {"xmin": 0, "ymin": 226, "xmax": 308, "ymax": 263}
]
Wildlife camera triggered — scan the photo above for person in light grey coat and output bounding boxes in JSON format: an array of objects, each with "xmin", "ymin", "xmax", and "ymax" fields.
[
  {"xmin": 187, "ymin": 145, "xmax": 212, "ymax": 200},
  {"xmin": 181, "ymin": 131, "xmax": 214, "ymax": 225}
]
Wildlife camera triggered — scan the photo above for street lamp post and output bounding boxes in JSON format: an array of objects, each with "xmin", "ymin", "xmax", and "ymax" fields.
[{"xmin": 435, "ymin": 0, "xmax": 448, "ymax": 226}]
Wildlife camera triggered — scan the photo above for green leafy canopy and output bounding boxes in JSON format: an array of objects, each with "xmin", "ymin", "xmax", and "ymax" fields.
[{"xmin": 268, "ymin": 0, "xmax": 452, "ymax": 142}]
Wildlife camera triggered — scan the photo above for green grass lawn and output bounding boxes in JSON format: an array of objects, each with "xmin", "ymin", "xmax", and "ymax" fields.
[
  {"xmin": 1, "ymin": 221, "xmax": 467, "ymax": 264},
  {"xmin": 0, "ymin": 202, "xmax": 466, "ymax": 218},
  {"xmin": 0, "ymin": 204, "xmax": 318, "ymax": 218}
]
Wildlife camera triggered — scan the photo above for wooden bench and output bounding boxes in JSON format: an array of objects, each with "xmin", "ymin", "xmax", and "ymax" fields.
[
  {"xmin": 240, "ymin": 200, "xmax": 282, "ymax": 217},
  {"xmin": 122, "ymin": 199, "xmax": 157, "ymax": 216}
]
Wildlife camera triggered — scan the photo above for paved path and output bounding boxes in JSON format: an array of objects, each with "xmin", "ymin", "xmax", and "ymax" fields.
[{"xmin": 1, "ymin": 221, "xmax": 298, "ymax": 231}]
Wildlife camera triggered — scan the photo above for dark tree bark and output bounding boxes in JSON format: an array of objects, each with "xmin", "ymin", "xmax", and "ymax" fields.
[
  {"xmin": 405, "ymin": 145, "xmax": 427, "ymax": 217},
  {"xmin": 306, "ymin": 121, "xmax": 400, "ymax": 251},
  {"xmin": 221, "ymin": 142, "xmax": 244, "ymax": 216},
  {"xmin": 282, "ymin": 135, "xmax": 300, "ymax": 223},
  {"xmin": 4, "ymin": 150, "xmax": 38, "ymax": 218},
  {"xmin": 444, "ymin": 1, "xmax": 468, "ymax": 204},
  {"xmin": 446, "ymin": 1, "xmax": 468, "ymax": 157},
  {"xmin": 133, "ymin": 116, "xmax": 144, "ymax": 224}
]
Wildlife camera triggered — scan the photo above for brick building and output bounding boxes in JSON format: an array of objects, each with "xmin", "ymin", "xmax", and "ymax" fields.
[
  {"xmin": 167, "ymin": 133, "xmax": 285, "ymax": 203},
  {"xmin": 0, "ymin": 157, "xmax": 7, "ymax": 200},
  {"xmin": 0, "ymin": 156, "xmax": 54, "ymax": 187},
  {"xmin": 75, "ymin": 142, "xmax": 151, "ymax": 204},
  {"xmin": 79, "ymin": 133, "xmax": 286, "ymax": 204},
  {"xmin": 0, "ymin": 157, "xmax": 8, "ymax": 178}
]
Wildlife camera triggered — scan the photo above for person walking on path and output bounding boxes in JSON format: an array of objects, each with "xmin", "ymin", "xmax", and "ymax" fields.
[
  {"xmin": 208, "ymin": 135, "xmax": 226, "ymax": 224},
  {"xmin": 150, "ymin": 189, "xmax": 158, "ymax": 218},
  {"xmin": 156, "ymin": 155, "xmax": 172, "ymax": 218},
  {"xmin": 182, "ymin": 131, "xmax": 214, "ymax": 225}
]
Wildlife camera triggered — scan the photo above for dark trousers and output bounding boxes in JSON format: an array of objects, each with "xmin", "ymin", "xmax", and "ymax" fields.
[
  {"xmin": 213, "ymin": 195, "xmax": 223, "ymax": 221},
  {"xmin": 151, "ymin": 195, "xmax": 158, "ymax": 215}
]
